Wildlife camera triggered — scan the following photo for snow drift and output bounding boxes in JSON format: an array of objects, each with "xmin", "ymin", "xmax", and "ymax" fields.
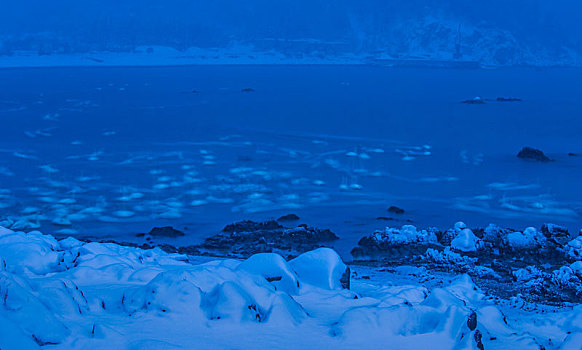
[{"xmin": 1, "ymin": 226, "xmax": 581, "ymax": 349}]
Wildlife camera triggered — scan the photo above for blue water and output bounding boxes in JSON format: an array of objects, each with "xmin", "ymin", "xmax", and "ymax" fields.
[{"xmin": 1, "ymin": 65, "xmax": 581, "ymax": 252}]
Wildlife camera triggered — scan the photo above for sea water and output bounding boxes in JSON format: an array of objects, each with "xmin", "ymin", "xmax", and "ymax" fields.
[{"xmin": 1, "ymin": 65, "xmax": 581, "ymax": 253}]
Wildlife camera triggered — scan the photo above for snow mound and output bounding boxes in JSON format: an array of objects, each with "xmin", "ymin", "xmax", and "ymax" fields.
[{"xmin": 289, "ymin": 248, "xmax": 349, "ymax": 290}]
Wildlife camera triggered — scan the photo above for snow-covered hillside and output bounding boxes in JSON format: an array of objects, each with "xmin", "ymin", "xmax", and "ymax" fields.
[
  {"xmin": 1, "ymin": 226, "xmax": 581, "ymax": 349},
  {"xmin": 1, "ymin": 2, "xmax": 581, "ymax": 68}
]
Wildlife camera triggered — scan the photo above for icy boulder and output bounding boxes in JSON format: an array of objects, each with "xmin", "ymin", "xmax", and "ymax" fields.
[
  {"xmin": 236, "ymin": 253, "xmax": 300, "ymax": 294},
  {"xmin": 566, "ymin": 236, "xmax": 582, "ymax": 259},
  {"xmin": 451, "ymin": 228, "xmax": 481, "ymax": 252},
  {"xmin": 352, "ymin": 225, "xmax": 439, "ymax": 257},
  {"xmin": 513, "ymin": 266, "xmax": 544, "ymax": 283},
  {"xmin": 289, "ymin": 248, "xmax": 349, "ymax": 290},
  {"xmin": 505, "ymin": 227, "xmax": 546, "ymax": 249},
  {"xmin": 424, "ymin": 247, "xmax": 476, "ymax": 264},
  {"xmin": 482, "ymin": 224, "xmax": 508, "ymax": 245},
  {"xmin": 371, "ymin": 225, "xmax": 438, "ymax": 245}
]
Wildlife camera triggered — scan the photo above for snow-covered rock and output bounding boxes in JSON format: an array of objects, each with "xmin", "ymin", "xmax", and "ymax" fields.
[
  {"xmin": 289, "ymin": 248, "xmax": 349, "ymax": 290},
  {"xmin": 566, "ymin": 236, "xmax": 582, "ymax": 260},
  {"xmin": 424, "ymin": 247, "xmax": 476, "ymax": 265},
  {"xmin": 370, "ymin": 225, "xmax": 438, "ymax": 245},
  {"xmin": 451, "ymin": 228, "xmax": 481, "ymax": 252},
  {"xmin": 504, "ymin": 227, "xmax": 546, "ymax": 249}
]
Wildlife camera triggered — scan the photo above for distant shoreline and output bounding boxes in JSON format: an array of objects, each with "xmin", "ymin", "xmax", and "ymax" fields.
[{"xmin": 1, "ymin": 49, "xmax": 580, "ymax": 69}]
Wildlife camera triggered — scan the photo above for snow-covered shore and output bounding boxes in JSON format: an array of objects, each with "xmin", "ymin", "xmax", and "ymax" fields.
[
  {"xmin": 0, "ymin": 43, "xmax": 579, "ymax": 69},
  {"xmin": 1, "ymin": 226, "xmax": 581, "ymax": 349}
]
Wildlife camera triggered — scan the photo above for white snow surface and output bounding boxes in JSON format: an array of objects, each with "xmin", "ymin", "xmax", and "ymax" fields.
[
  {"xmin": 1, "ymin": 226, "xmax": 581, "ymax": 349},
  {"xmin": 451, "ymin": 228, "xmax": 481, "ymax": 252}
]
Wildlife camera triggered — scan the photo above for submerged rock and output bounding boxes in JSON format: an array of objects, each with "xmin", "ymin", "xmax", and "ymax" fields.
[
  {"xmin": 387, "ymin": 206, "xmax": 405, "ymax": 215},
  {"xmin": 517, "ymin": 147, "xmax": 552, "ymax": 162},
  {"xmin": 496, "ymin": 97, "xmax": 521, "ymax": 102},
  {"xmin": 277, "ymin": 214, "xmax": 300, "ymax": 222},
  {"xmin": 148, "ymin": 226, "xmax": 185, "ymax": 238},
  {"xmin": 241, "ymin": 88, "xmax": 255, "ymax": 92},
  {"xmin": 222, "ymin": 220, "xmax": 282, "ymax": 233}
]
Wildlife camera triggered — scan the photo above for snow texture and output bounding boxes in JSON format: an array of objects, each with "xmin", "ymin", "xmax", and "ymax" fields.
[{"xmin": 1, "ymin": 226, "xmax": 582, "ymax": 349}]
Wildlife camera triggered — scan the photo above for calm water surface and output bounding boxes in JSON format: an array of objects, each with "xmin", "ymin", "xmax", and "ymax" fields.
[{"xmin": 0, "ymin": 65, "xmax": 580, "ymax": 256}]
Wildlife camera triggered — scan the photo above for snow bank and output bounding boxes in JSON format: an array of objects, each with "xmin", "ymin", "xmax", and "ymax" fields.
[{"xmin": 1, "ymin": 226, "xmax": 580, "ymax": 349}]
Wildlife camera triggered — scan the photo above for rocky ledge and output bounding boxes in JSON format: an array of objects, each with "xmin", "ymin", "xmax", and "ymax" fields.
[
  {"xmin": 352, "ymin": 222, "xmax": 582, "ymax": 304},
  {"xmin": 197, "ymin": 220, "xmax": 339, "ymax": 259}
]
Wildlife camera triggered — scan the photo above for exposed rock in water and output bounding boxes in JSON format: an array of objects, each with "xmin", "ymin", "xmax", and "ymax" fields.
[
  {"xmin": 277, "ymin": 214, "xmax": 300, "ymax": 222},
  {"xmin": 376, "ymin": 216, "xmax": 395, "ymax": 221},
  {"xmin": 568, "ymin": 152, "xmax": 579, "ymax": 157},
  {"xmin": 200, "ymin": 220, "xmax": 339, "ymax": 259},
  {"xmin": 222, "ymin": 220, "xmax": 282, "ymax": 233},
  {"xmin": 388, "ymin": 206, "xmax": 405, "ymax": 215},
  {"xmin": 517, "ymin": 147, "xmax": 552, "ymax": 162},
  {"xmin": 461, "ymin": 97, "xmax": 485, "ymax": 104},
  {"xmin": 241, "ymin": 88, "xmax": 255, "ymax": 92},
  {"xmin": 496, "ymin": 97, "xmax": 521, "ymax": 102},
  {"xmin": 147, "ymin": 226, "xmax": 185, "ymax": 238}
]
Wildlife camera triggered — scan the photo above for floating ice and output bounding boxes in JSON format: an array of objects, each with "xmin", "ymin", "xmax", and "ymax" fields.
[
  {"xmin": 113, "ymin": 210, "xmax": 135, "ymax": 218},
  {"xmin": 190, "ymin": 200, "xmax": 208, "ymax": 206}
]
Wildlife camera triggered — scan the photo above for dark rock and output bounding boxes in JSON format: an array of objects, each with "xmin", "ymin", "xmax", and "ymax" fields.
[
  {"xmin": 568, "ymin": 152, "xmax": 579, "ymax": 157},
  {"xmin": 340, "ymin": 266, "xmax": 351, "ymax": 290},
  {"xmin": 201, "ymin": 220, "xmax": 339, "ymax": 258},
  {"xmin": 388, "ymin": 206, "xmax": 405, "ymax": 215},
  {"xmin": 376, "ymin": 216, "xmax": 394, "ymax": 221},
  {"xmin": 467, "ymin": 311, "xmax": 478, "ymax": 331},
  {"xmin": 517, "ymin": 147, "xmax": 552, "ymax": 162},
  {"xmin": 222, "ymin": 220, "xmax": 282, "ymax": 233},
  {"xmin": 277, "ymin": 214, "xmax": 300, "ymax": 222},
  {"xmin": 496, "ymin": 97, "xmax": 521, "ymax": 102},
  {"xmin": 241, "ymin": 88, "xmax": 255, "ymax": 92},
  {"xmin": 265, "ymin": 276, "xmax": 282, "ymax": 282},
  {"xmin": 148, "ymin": 226, "xmax": 185, "ymax": 238},
  {"xmin": 540, "ymin": 224, "xmax": 571, "ymax": 246},
  {"xmin": 474, "ymin": 329, "xmax": 484, "ymax": 350}
]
